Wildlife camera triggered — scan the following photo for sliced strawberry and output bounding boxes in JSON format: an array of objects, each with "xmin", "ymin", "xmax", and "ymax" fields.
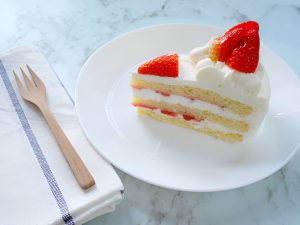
[
  {"xmin": 161, "ymin": 109, "xmax": 177, "ymax": 117},
  {"xmin": 155, "ymin": 90, "xmax": 171, "ymax": 96},
  {"xmin": 226, "ymin": 29, "xmax": 259, "ymax": 73},
  {"xmin": 209, "ymin": 21, "xmax": 260, "ymax": 73},
  {"xmin": 138, "ymin": 53, "xmax": 179, "ymax": 78},
  {"xmin": 132, "ymin": 102, "xmax": 157, "ymax": 110},
  {"xmin": 183, "ymin": 114, "xmax": 195, "ymax": 121}
]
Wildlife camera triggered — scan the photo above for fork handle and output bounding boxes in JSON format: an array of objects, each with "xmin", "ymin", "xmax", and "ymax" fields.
[{"xmin": 39, "ymin": 103, "xmax": 95, "ymax": 190}]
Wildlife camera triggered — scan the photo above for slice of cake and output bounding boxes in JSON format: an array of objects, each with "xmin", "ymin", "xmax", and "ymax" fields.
[{"xmin": 130, "ymin": 21, "xmax": 270, "ymax": 142}]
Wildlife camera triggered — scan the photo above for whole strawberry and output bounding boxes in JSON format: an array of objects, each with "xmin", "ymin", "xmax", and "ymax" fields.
[{"xmin": 209, "ymin": 21, "xmax": 260, "ymax": 73}]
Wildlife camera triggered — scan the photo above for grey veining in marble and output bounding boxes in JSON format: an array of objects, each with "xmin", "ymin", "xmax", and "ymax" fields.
[{"xmin": 1, "ymin": 0, "xmax": 300, "ymax": 224}]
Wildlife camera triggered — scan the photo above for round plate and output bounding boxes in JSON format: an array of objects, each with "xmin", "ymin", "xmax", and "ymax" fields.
[{"xmin": 75, "ymin": 24, "xmax": 300, "ymax": 192}]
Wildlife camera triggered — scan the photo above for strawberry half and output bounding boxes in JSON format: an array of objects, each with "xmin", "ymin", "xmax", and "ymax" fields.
[
  {"xmin": 209, "ymin": 21, "xmax": 260, "ymax": 73},
  {"xmin": 226, "ymin": 29, "xmax": 259, "ymax": 73},
  {"xmin": 138, "ymin": 53, "xmax": 179, "ymax": 78}
]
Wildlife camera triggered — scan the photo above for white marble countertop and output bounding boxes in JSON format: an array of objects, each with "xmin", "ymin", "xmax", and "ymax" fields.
[{"xmin": 1, "ymin": 0, "xmax": 300, "ymax": 224}]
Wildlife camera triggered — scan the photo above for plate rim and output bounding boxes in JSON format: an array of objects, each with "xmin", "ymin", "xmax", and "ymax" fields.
[{"xmin": 75, "ymin": 23, "xmax": 300, "ymax": 192}]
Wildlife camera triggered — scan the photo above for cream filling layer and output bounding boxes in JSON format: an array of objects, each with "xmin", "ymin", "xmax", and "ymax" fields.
[
  {"xmin": 133, "ymin": 88, "xmax": 240, "ymax": 120},
  {"xmin": 132, "ymin": 88, "xmax": 266, "ymax": 137},
  {"xmin": 141, "ymin": 108, "xmax": 237, "ymax": 134},
  {"xmin": 132, "ymin": 72, "xmax": 270, "ymax": 110}
]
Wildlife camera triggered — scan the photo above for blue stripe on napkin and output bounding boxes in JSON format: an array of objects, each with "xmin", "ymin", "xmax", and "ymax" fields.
[{"xmin": 0, "ymin": 61, "xmax": 75, "ymax": 225}]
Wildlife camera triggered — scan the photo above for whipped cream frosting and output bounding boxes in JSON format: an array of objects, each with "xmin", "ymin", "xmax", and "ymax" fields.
[
  {"xmin": 133, "ymin": 88, "xmax": 258, "ymax": 137},
  {"xmin": 132, "ymin": 40, "xmax": 271, "ymax": 136},
  {"xmin": 133, "ymin": 88, "xmax": 241, "ymax": 121},
  {"xmin": 189, "ymin": 39, "xmax": 268, "ymax": 97},
  {"xmin": 142, "ymin": 108, "xmax": 234, "ymax": 133}
]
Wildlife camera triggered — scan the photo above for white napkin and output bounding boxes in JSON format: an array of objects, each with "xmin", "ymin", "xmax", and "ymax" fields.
[{"xmin": 0, "ymin": 46, "xmax": 124, "ymax": 225}]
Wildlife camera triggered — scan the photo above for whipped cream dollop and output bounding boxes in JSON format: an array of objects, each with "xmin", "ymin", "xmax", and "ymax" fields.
[{"xmin": 183, "ymin": 40, "xmax": 267, "ymax": 97}]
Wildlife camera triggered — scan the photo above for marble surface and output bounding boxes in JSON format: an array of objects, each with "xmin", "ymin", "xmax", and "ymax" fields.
[{"xmin": 1, "ymin": 0, "xmax": 300, "ymax": 224}]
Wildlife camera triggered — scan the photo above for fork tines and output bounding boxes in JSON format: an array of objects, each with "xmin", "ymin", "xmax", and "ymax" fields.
[{"xmin": 13, "ymin": 65, "xmax": 46, "ymax": 101}]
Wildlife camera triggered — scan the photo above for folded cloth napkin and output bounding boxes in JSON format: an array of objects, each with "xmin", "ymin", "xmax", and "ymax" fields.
[{"xmin": 0, "ymin": 46, "xmax": 124, "ymax": 225}]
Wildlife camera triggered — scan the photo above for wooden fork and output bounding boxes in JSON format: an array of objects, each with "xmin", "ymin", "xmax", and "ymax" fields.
[{"xmin": 14, "ymin": 65, "xmax": 95, "ymax": 190}]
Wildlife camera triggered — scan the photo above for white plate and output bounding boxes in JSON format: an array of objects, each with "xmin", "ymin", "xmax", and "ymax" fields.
[{"xmin": 75, "ymin": 24, "xmax": 300, "ymax": 192}]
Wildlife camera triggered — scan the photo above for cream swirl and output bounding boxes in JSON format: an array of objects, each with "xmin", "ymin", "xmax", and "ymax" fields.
[{"xmin": 186, "ymin": 41, "xmax": 267, "ymax": 97}]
